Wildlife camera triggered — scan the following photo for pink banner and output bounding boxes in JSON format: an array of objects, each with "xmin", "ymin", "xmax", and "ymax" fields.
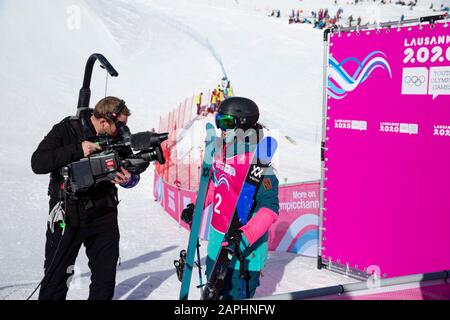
[
  {"xmin": 154, "ymin": 172, "xmax": 319, "ymax": 250},
  {"xmin": 268, "ymin": 182, "xmax": 320, "ymax": 257},
  {"xmin": 163, "ymin": 184, "xmax": 179, "ymax": 222},
  {"xmin": 323, "ymin": 21, "xmax": 450, "ymax": 278}
]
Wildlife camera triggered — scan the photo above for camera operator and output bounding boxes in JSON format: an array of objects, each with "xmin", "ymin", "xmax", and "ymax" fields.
[{"xmin": 31, "ymin": 96, "xmax": 140, "ymax": 300}]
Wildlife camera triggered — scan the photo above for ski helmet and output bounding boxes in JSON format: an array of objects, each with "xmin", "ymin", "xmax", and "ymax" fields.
[{"xmin": 216, "ymin": 97, "xmax": 259, "ymax": 130}]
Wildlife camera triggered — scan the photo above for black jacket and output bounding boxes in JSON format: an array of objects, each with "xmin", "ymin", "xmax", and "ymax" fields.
[{"xmin": 31, "ymin": 110, "xmax": 119, "ymax": 227}]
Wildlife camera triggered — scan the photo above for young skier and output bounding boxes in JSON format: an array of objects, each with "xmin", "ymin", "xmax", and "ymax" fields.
[{"xmin": 184, "ymin": 97, "xmax": 279, "ymax": 299}]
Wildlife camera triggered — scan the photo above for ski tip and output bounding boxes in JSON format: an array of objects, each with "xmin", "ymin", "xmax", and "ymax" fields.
[{"xmin": 205, "ymin": 122, "xmax": 217, "ymax": 144}]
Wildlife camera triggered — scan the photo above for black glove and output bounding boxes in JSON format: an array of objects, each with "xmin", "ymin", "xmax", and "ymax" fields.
[
  {"xmin": 181, "ymin": 203, "xmax": 195, "ymax": 227},
  {"xmin": 225, "ymin": 229, "xmax": 248, "ymax": 279},
  {"xmin": 226, "ymin": 228, "xmax": 243, "ymax": 245}
]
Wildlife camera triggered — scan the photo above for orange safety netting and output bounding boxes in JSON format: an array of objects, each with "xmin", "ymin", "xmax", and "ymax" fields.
[{"xmin": 155, "ymin": 93, "xmax": 211, "ymax": 190}]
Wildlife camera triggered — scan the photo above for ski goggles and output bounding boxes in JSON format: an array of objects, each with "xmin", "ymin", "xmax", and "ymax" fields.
[{"xmin": 215, "ymin": 113, "xmax": 237, "ymax": 131}]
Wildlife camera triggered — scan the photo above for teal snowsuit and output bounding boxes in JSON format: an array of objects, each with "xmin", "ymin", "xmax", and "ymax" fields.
[{"xmin": 205, "ymin": 133, "xmax": 279, "ymax": 299}]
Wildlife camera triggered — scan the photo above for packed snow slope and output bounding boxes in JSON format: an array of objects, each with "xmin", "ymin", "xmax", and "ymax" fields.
[{"xmin": 0, "ymin": 0, "xmax": 440, "ymax": 299}]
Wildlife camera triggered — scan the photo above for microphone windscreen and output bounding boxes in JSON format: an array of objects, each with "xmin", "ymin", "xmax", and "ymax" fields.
[{"xmin": 130, "ymin": 132, "xmax": 152, "ymax": 150}]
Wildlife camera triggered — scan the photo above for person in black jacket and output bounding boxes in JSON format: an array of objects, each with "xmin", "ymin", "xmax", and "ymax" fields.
[{"xmin": 31, "ymin": 96, "xmax": 140, "ymax": 300}]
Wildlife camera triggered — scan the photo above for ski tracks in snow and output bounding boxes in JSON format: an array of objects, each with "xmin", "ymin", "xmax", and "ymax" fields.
[{"xmin": 141, "ymin": 2, "xmax": 228, "ymax": 78}]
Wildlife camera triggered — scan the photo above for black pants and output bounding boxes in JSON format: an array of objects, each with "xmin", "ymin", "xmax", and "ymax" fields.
[{"xmin": 38, "ymin": 220, "xmax": 120, "ymax": 300}]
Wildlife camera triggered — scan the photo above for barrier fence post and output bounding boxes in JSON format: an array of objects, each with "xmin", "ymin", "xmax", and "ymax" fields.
[
  {"xmin": 166, "ymin": 111, "xmax": 172, "ymax": 182},
  {"xmin": 188, "ymin": 150, "xmax": 191, "ymax": 190},
  {"xmin": 174, "ymin": 124, "xmax": 178, "ymax": 186},
  {"xmin": 177, "ymin": 185, "xmax": 181, "ymax": 227}
]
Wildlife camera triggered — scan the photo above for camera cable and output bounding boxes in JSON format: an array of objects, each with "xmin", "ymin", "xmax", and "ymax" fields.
[{"xmin": 26, "ymin": 170, "xmax": 73, "ymax": 300}]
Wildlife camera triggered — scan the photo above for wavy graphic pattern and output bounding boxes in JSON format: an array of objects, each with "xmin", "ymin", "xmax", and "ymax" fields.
[
  {"xmin": 290, "ymin": 229, "xmax": 318, "ymax": 256},
  {"xmin": 275, "ymin": 214, "xmax": 319, "ymax": 256},
  {"xmin": 328, "ymin": 51, "xmax": 392, "ymax": 100},
  {"xmin": 212, "ymin": 168, "xmax": 230, "ymax": 191}
]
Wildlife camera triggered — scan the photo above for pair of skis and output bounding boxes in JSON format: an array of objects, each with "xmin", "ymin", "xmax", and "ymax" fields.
[
  {"xmin": 176, "ymin": 123, "xmax": 277, "ymax": 300},
  {"xmin": 177, "ymin": 123, "xmax": 216, "ymax": 300}
]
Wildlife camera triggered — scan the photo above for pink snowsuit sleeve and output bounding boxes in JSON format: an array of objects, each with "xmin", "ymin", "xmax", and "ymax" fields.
[{"xmin": 239, "ymin": 207, "xmax": 278, "ymax": 246}]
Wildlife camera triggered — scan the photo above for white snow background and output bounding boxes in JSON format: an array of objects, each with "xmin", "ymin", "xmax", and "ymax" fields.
[{"xmin": 0, "ymin": 0, "xmax": 443, "ymax": 299}]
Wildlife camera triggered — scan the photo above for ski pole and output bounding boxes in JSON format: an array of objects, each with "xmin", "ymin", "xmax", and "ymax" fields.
[{"xmin": 195, "ymin": 239, "xmax": 204, "ymax": 293}]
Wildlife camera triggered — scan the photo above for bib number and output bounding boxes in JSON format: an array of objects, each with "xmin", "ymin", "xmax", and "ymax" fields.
[{"xmin": 214, "ymin": 193, "xmax": 222, "ymax": 215}]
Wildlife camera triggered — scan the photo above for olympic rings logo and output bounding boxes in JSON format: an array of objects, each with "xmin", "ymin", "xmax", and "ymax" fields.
[{"xmin": 404, "ymin": 75, "xmax": 426, "ymax": 86}]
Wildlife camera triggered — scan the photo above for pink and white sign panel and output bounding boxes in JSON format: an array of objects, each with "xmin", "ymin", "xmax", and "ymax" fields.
[
  {"xmin": 268, "ymin": 182, "xmax": 320, "ymax": 257},
  {"xmin": 323, "ymin": 22, "xmax": 450, "ymax": 278}
]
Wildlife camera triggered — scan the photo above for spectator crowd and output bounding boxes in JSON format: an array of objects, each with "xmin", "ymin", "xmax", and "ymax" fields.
[
  {"xmin": 195, "ymin": 77, "xmax": 234, "ymax": 116},
  {"xmin": 268, "ymin": 0, "xmax": 448, "ymax": 30}
]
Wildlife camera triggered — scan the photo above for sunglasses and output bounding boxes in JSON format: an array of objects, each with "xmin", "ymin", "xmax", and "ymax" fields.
[{"xmin": 215, "ymin": 113, "xmax": 237, "ymax": 130}]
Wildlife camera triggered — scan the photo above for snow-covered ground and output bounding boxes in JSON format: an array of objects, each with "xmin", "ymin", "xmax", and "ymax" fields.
[{"xmin": 0, "ymin": 0, "xmax": 441, "ymax": 299}]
